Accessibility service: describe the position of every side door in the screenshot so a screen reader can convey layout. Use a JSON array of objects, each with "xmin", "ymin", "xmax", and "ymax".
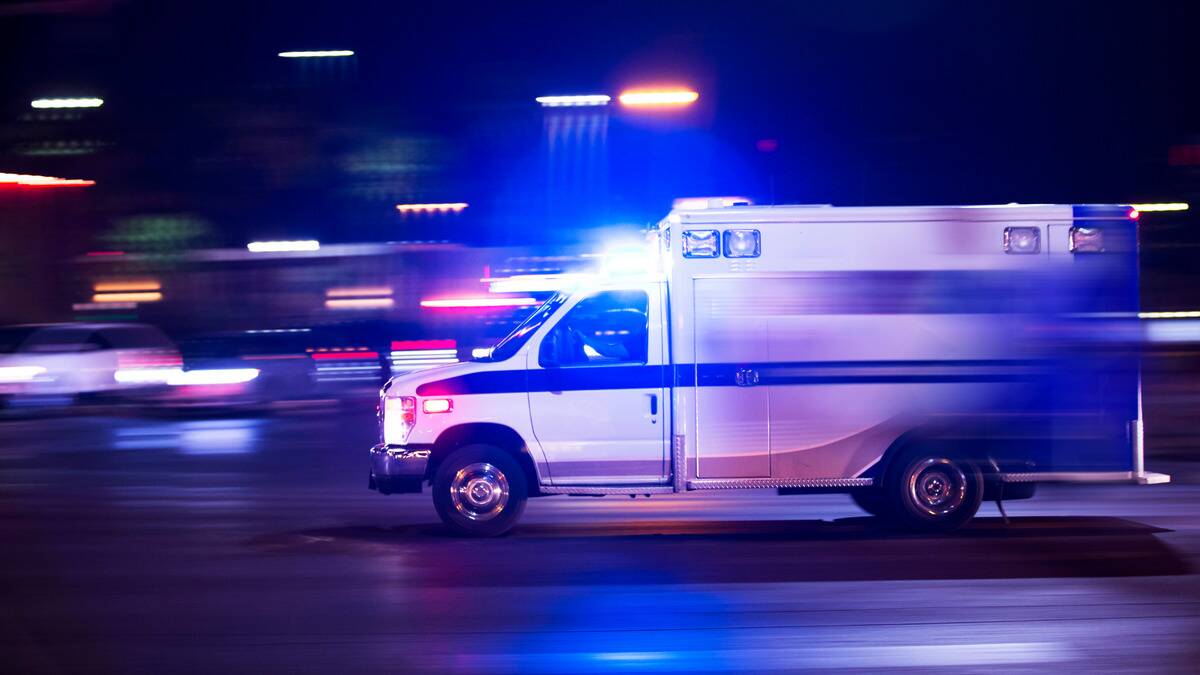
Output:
[{"xmin": 527, "ymin": 286, "xmax": 668, "ymax": 485}]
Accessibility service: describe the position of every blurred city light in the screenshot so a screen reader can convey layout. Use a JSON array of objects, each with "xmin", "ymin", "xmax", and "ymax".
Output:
[
  {"xmin": 0, "ymin": 366, "xmax": 46, "ymax": 384},
  {"xmin": 535, "ymin": 95, "xmax": 611, "ymax": 107},
  {"xmin": 672, "ymin": 196, "xmax": 753, "ymax": 210},
  {"xmin": 0, "ymin": 172, "xmax": 95, "ymax": 187},
  {"xmin": 246, "ymin": 240, "xmax": 320, "ymax": 253},
  {"xmin": 93, "ymin": 279, "xmax": 161, "ymax": 293},
  {"xmin": 324, "ymin": 298, "xmax": 396, "ymax": 310},
  {"xmin": 395, "ymin": 202, "xmax": 468, "ymax": 212},
  {"xmin": 277, "ymin": 50, "xmax": 354, "ymax": 58},
  {"xmin": 1140, "ymin": 310, "xmax": 1200, "ymax": 319},
  {"xmin": 325, "ymin": 286, "xmax": 393, "ymax": 298},
  {"xmin": 30, "ymin": 97, "xmax": 103, "ymax": 109},
  {"xmin": 114, "ymin": 367, "xmax": 259, "ymax": 386},
  {"xmin": 1129, "ymin": 202, "xmax": 1189, "ymax": 212},
  {"xmin": 487, "ymin": 274, "xmax": 589, "ymax": 294},
  {"xmin": 420, "ymin": 296, "xmax": 538, "ymax": 308},
  {"xmin": 618, "ymin": 88, "xmax": 699, "ymax": 107},
  {"xmin": 92, "ymin": 291, "xmax": 163, "ymax": 303}
]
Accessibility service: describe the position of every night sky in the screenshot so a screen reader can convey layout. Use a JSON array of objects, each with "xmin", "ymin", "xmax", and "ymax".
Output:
[{"xmin": 2, "ymin": 1, "xmax": 1197, "ymax": 272}]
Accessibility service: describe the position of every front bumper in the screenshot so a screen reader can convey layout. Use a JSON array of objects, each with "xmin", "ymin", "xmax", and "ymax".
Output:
[{"xmin": 368, "ymin": 444, "xmax": 432, "ymax": 494}]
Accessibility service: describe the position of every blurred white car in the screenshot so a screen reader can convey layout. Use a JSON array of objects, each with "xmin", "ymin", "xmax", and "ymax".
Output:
[{"xmin": 0, "ymin": 323, "xmax": 180, "ymax": 405}]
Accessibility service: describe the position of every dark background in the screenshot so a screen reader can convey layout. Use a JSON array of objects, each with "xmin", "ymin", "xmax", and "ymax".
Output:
[{"xmin": 1, "ymin": 0, "xmax": 1198, "ymax": 314}]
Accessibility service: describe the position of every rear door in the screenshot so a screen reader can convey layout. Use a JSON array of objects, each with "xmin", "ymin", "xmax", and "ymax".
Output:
[{"xmin": 527, "ymin": 285, "xmax": 668, "ymax": 485}]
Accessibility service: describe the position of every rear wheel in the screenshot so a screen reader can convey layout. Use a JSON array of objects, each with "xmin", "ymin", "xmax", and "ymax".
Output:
[
  {"xmin": 884, "ymin": 451, "xmax": 983, "ymax": 532},
  {"xmin": 432, "ymin": 444, "xmax": 527, "ymax": 537}
]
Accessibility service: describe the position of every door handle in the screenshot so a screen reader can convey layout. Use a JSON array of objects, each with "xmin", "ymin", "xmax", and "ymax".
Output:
[
  {"xmin": 649, "ymin": 394, "xmax": 658, "ymax": 415},
  {"xmin": 735, "ymin": 368, "xmax": 760, "ymax": 387}
]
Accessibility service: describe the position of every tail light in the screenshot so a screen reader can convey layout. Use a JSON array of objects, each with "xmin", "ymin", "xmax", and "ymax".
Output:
[{"xmin": 1069, "ymin": 226, "xmax": 1105, "ymax": 253}]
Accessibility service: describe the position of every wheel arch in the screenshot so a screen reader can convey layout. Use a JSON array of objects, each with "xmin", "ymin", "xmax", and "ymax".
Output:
[
  {"xmin": 863, "ymin": 423, "xmax": 1004, "ymax": 485},
  {"xmin": 428, "ymin": 423, "xmax": 543, "ymax": 493}
]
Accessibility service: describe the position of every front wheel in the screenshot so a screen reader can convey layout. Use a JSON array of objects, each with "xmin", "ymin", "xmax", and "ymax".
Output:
[
  {"xmin": 884, "ymin": 451, "xmax": 983, "ymax": 532},
  {"xmin": 432, "ymin": 445, "xmax": 527, "ymax": 537}
]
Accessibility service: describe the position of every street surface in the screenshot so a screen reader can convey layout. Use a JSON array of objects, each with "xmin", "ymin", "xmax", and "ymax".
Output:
[{"xmin": 1, "ymin": 406, "xmax": 1197, "ymax": 673}]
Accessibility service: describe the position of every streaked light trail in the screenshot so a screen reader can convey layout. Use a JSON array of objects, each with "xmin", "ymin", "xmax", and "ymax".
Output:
[
  {"xmin": 618, "ymin": 89, "xmax": 699, "ymax": 107},
  {"xmin": 395, "ymin": 202, "xmax": 468, "ymax": 212},
  {"xmin": 278, "ymin": 50, "xmax": 355, "ymax": 58},
  {"xmin": 246, "ymin": 240, "xmax": 320, "ymax": 253},
  {"xmin": 535, "ymin": 95, "xmax": 611, "ymax": 107},
  {"xmin": 420, "ymin": 297, "xmax": 538, "ymax": 308},
  {"xmin": 31, "ymin": 97, "xmax": 104, "ymax": 109}
]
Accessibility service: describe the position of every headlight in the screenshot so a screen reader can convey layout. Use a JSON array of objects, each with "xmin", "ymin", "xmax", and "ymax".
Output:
[{"xmin": 383, "ymin": 396, "xmax": 416, "ymax": 445}]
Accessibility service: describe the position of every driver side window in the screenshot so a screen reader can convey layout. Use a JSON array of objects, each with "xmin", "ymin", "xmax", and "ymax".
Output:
[{"xmin": 538, "ymin": 290, "xmax": 649, "ymax": 368}]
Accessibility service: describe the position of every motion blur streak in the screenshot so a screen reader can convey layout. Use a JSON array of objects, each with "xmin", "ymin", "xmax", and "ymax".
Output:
[
  {"xmin": 30, "ymin": 97, "xmax": 103, "ymax": 109},
  {"xmin": 245, "ymin": 240, "xmax": 320, "ymax": 252},
  {"xmin": 618, "ymin": 89, "xmax": 700, "ymax": 107},
  {"xmin": 91, "ymin": 291, "xmax": 162, "ymax": 303},
  {"xmin": 535, "ymin": 95, "xmax": 611, "ymax": 107},
  {"xmin": 92, "ymin": 280, "xmax": 161, "ymax": 292},
  {"xmin": 0, "ymin": 172, "xmax": 95, "ymax": 187},
  {"xmin": 420, "ymin": 296, "xmax": 538, "ymax": 308},
  {"xmin": 1130, "ymin": 202, "xmax": 1189, "ymax": 212},
  {"xmin": 324, "ymin": 298, "xmax": 396, "ymax": 310},
  {"xmin": 325, "ymin": 287, "xmax": 394, "ymax": 298},
  {"xmin": 395, "ymin": 202, "xmax": 468, "ymax": 212},
  {"xmin": 277, "ymin": 50, "xmax": 354, "ymax": 58}
]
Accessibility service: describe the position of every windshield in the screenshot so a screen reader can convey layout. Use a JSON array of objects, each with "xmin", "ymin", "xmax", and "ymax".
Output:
[{"xmin": 483, "ymin": 293, "xmax": 569, "ymax": 362}]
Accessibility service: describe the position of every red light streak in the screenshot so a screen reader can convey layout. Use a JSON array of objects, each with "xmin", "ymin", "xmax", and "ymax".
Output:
[{"xmin": 391, "ymin": 339, "xmax": 457, "ymax": 351}]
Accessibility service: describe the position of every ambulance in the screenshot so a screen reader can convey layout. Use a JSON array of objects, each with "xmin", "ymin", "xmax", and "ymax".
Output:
[{"xmin": 369, "ymin": 203, "xmax": 1169, "ymax": 536}]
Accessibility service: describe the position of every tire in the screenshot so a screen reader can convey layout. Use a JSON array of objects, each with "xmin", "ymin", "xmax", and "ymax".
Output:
[
  {"xmin": 883, "ymin": 450, "xmax": 983, "ymax": 532},
  {"xmin": 432, "ymin": 444, "xmax": 528, "ymax": 537},
  {"xmin": 849, "ymin": 489, "xmax": 889, "ymax": 517}
]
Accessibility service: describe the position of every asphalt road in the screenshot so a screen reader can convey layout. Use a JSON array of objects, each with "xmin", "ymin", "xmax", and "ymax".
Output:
[{"xmin": 1, "ymin": 408, "xmax": 1198, "ymax": 673}]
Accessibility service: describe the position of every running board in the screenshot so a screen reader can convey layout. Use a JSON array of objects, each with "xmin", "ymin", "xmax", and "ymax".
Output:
[
  {"xmin": 687, "ymin": 477, "xmax": 875, "ymax": 490},
  {"xmin": 538, "ymin": 485, "xmax": 675, "ymax": 496}
]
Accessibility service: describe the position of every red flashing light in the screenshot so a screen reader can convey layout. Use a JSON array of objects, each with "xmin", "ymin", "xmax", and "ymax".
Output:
[
  {"xmin": 1129, "ymin": 209, "xmax": 1140, "ymax": 220},
  {"xmin": 0, "ymin": 172, "xmax": 95, "ymax": 187},
  {"xmin": 391, "ymin": 339, "xmax": 456, "ymax": 351}
]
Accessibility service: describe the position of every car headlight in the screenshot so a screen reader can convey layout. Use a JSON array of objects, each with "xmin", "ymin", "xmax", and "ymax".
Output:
[{"xmin": 383, "ymin": 395, "xmax": 416, "ymax": 446}]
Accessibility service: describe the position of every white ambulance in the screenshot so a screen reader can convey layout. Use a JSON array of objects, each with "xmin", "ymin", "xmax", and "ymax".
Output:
[{"xmin": 369, "ymin": 203, "xmax": 1169, "ymax": 536}]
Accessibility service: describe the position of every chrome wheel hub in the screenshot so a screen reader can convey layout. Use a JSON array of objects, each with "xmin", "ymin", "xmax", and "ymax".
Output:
[
  {"xmin": 907, "ymin": 458, "xmax": 967, "ymax": 517},
  {"xmin": 450, "ymin": 462, "xmax": 509, "ymax": 521}
]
